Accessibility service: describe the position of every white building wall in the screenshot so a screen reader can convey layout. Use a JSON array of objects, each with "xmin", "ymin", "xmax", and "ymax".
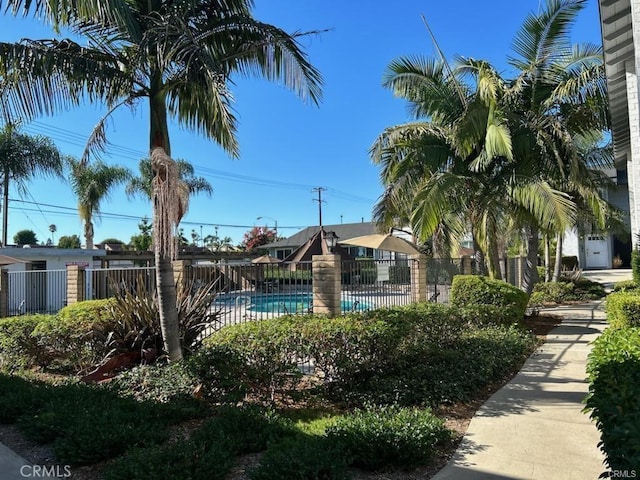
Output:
[{"xmin": 628, "ymin": 0, "xmax": 640, "ymax": 248}]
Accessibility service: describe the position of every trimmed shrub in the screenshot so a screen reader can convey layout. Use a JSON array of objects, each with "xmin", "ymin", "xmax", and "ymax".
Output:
[
  {"xmin": 0, "ymin": 315, "xmax": 51, "ymax": 371},
  {"xmin": 201, "ymin": 316, "xmax": 306, "ymax": 402},
  {"xmin": 192, "ymin": 405, "xmax": 295, "ymax": 455},
  {"xmin": 613, "ymin": 280, "xmax": 638, "ymax": 292},
  {"xmin": 585, "ymin": 327, "xmax": 640, "ymax": 471},
  {"xmin": 249, "ymin": 435, "xmax": 349, "ymax": 480},
  {"xmin": 15, "ymin": 381, "xmax": 183, "ymax": 465},
  {"xmin": 0, "ymin": 374, "xmax": 52, "ymax": 423},
  {"xmin": 325, "ymin": 405, "xmax": 450, "ymax": 471},
  {"xmin": 103, "ymin": 438, "xmax": 234, "ymax": 480},
  {"xmin": 606, "ymin": 291, "xmax": 640, "ymax": 329},
  {"xmin": 32, "ymin": 299, "xmax": 117, "ymax": 372},
  {"xmin": 529, "ymin": 281, "xmax": 574, "ymax": 305},
  {"xmin": 450, "ymin": 275, "xmax": 529, "ymax": 320},
  {"xmin": 633, "ymin": 249, "xmax": 640, "ymax": 286}
]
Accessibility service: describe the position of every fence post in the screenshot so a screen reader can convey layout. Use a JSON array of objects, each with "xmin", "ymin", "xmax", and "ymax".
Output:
[
  {"xmin": 312, "ymin": 254, "xmax": 341, "ymax": 317},
  {"xmin": 410, "ymin": 254, "xmax": 427, "ymax": 303},
  {"xmin": 172, "ymin": 259, "xmax": 192, "ymax": 290},
  {"xmin": 0, "ymin": 269, "xmax": 8, "ymax": 317},
  {"xmin": 461, "ymin": 256, "xmax": 473, "ymax": 275},
  {"xmin": 66, "ymin": 264, "xmax": 86, "ymax": 305}
]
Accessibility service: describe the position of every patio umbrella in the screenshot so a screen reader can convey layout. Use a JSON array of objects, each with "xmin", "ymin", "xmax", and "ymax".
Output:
[
  {"xmin": 339, "ymin": 233, "xmax": 422, "ymax": 255},
  {"xmin": 251, "ymin": 254, "xmax": 282, "ymax": 264}
]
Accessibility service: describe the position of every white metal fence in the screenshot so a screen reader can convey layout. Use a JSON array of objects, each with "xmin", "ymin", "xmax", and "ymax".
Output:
[{"xmin": 6, "ymin": 269, "xmax": 67, "ymax": 315}]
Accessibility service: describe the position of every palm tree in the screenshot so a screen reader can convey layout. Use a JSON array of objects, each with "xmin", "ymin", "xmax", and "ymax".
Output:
[
  {"xmin": 0, "ymin": 0, "xmax": 322, "ymax": 360},
  {"xmin": 371, "ymin": 57, "xmax": 574, "ymax": 280},
  {"xmin": 504, "ymin": 0, "xmax": 609, "ymax": 293},
  {"xmin": 0, "ymin": 122, "xmax": 64, "ymax": 246},
  {"xmin": 48, "ymin": 223, "xmax": 57, "ymax": 245},
  {"xmin": 126, "ymin": 157, "xmax": 213, "ymax": 201},
  {"xmin": 67, "ymin": 158, "xmax": 131, "ymax": 249}
]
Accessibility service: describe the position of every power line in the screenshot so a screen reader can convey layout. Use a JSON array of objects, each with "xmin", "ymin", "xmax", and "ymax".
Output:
[{"xmin": 21, "ymin": 122, "xmax": 376, "ymax": 203}]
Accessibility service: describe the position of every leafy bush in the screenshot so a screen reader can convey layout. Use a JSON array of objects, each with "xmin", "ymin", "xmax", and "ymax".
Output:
[
  {"xmin": 325, "ymin": 405, "xmax": 450, "ymax": 470},
  {"xmin": 633, "ymin": 249, "xmax": 640, "ymax": 286},
  {"xmin": 613, "ymin": 280, "xmax": 638, "ymax": 292},
  {"xmin": 0, "ymin": 374, "xmax": 52, "ymax": 423},
  {"xmin": 192, "ymin": 405, "xmax": 295, "ymax": 455},
  {"xmin": 32, "ymin": 300, "xmax": 116, "ymax": 372},
  {"xmin": 0, "ymin": 315, "xmax": 51, "ymax": 371},
  {"xmin": 103, "ymin": 438, "xmax": 234, "ymax": 480},
  {"xmin": 606, "ymin": 291, "xmax": 640, "ymax": 329},
  {"xmin": 529, "ymin": 281, "xmax": 574, "ymax": 305},
  {"xmin": 585, "ymin": 327, "xmax": 640, "ymax": 471},
  {"xmin": 202, "ymin": 316, "xmax": 305, "ymax": 402},
  {"xmin": 450, "ymin": 275, "xmax": 529, "ymax": 319},
  {"xmin": 249, "ymin": 436, "xmax": 349, "ymax": 480}
]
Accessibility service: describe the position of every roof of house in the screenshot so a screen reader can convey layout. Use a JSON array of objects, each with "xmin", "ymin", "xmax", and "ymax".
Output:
[
  {"xmin": 282, "ymin": 230, "xmax": 354, "ymax": 262},
  {"xmin": 266, "ymin": 222, "xmax": 378, "ymax": 249}
]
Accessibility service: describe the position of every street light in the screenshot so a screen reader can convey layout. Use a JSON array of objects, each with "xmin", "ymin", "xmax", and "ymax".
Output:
[
  {"xmin": 323, "ymin": 230, "xmax": 338, "ymax": 253},
  {"xmin": 256, "ymin": 216, "xmax": 278, "ymax": 238}
]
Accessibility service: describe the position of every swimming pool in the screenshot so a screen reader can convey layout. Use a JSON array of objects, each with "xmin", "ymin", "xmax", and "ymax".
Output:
[{"xmin": 227, "ymin": 293, "xmax": 369, "ymax": 314}]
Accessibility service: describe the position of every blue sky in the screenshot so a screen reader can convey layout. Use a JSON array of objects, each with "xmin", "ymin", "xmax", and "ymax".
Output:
[{"xmin": 0, "ymin": 0, "xmax": 603, "ymax": 246}]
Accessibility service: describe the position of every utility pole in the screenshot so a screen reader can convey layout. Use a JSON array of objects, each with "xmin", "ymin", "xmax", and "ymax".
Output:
[{"xmin": 312, "ymin": 187, "xmax": 326, "ymax": 227}]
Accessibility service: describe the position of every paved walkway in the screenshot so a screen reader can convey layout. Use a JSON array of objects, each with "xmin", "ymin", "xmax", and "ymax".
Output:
[{"xmin": 433, "ymin": 301, "xmax": 610, "ymax": 480}]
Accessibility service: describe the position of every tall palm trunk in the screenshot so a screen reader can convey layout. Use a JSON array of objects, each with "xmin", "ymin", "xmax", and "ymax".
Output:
[
  {"xmin": 84, "ymin": 220, "xmax": 94, "ymax": 250},
  {"xmin": 150, "ymin": 82, "xmax": 183, "ymax": 362},
  {"xmin": 2, "ymin": 169, "xmax": 8, "ymax": 246},
  {"xmin": 544, "ymin": 234, "xmax": 551, "ymax": 282},
  {"xmin": 552, "ymin": 232, "xmax": 563, "ymax": 282},
  {"xmin": 521, "ymin": 224, "xmax": 540, "ymax": 295}
]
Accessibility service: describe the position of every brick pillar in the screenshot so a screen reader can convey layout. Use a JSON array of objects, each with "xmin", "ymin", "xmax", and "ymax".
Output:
[
  {"xmin": 66, "ymin": 264, "xmax": 86, "ymax": 304},
  {"xmin": 172, "ymin": 259, "xmax": 192, "ymax": 290},
  {"xmin": 461, "ymin": 256, "xmax": 473, "ymax": 275},
  {"xmin": 312, "ymin": 254, "xmax": 341, "ymax": 317},
  {"xmin": 410, "ymin": 254, "xmax": 427, "ymax": 303},
  {"xmin": 0, "ymin": 269, "xmax": 8, "ymax": 317}
]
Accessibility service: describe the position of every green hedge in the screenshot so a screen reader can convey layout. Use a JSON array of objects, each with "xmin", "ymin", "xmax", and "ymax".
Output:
[
  {"xmin": 606, "ymin": 291, "xmax": 640, "ymax": 329},
  {"xmin": 0, "ymin": 315, "xmax": 51, "ymax": 371},
  {"xmin": 32, "ymin": 299, "xmax": 117, "ymax": 372},
  {"xmin": 585, "ymin": 327, "xmax": 640, "ymax": 471},
  {"xmin": 613, "ymin": 280, "xmax": 638, "ymax": 292},
  {"xmin": 200, "ymin": 303, "xmax": 536, "ymax": 406},
  {"xmin": 450, "ymin": 275, "xmax": 529, "ymax": 320}
]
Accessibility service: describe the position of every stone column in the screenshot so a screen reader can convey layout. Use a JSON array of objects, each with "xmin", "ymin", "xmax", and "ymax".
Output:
[
  {"xmin": 312, "ymin": 254, "xmax": 341, "ymax": 317},
  {"xmin": 0, "ymin": 269, "xmax": 8, "ymax": 317},
  {"xmin": 461, "ymin": 256, "xmax": 473, "ymax": 275},
  {"xmin": 172, "ymin": 259, "xmax": 192, "ymax": 291},
  {"xmin": 66, "ymin": 264, "xmax": 86, "ymax": 304},
  {"xmin": 410, "ymin": 254, "xmax": 427, "ymax": 303}
]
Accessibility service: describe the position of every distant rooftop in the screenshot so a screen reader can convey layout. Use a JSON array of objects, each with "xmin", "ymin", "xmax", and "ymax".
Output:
[{"xmin": 266, "ymin": 222, "xmax": 378, "ymax": 249}]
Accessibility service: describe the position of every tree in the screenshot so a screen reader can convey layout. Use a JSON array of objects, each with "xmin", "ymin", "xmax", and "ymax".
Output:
[
  {"xmin": 204, "ymin": 234, "xmax": 235, "ymax": 252},
  {"xmin": 243, "ymin": 226, "xmax": 276, "ymax": 251},
  {"xmin": 48, "ymin": 224, "xmax": 57, "ymax": 245},
  {"xmin": 0, "ymin": 0, "xmax": 322, "ymax": 361},
  {"xmin": 126, "ymin": 158, "xmax": 213, "ymax": 201},
  {"xmin": 506, "ymin": 0, "xmax": 609, "ymax": 293},
  {"xmin": 0, "ymin": 122, "xmax": 64, "ymax": 246},
  {"xmin": 67, "ymin": 158, "xmax": 131, "ymax": 249},
  {"xmin": 13, "ymin": 229, "xmax": 37, "ymax": 245},
  {"xmin": 129, "ymin": 217, "xmax": 153, "ymax": 251},
  {"xmin": 58, "ymin": 234, "xmax": 81, "ymax": 248}
]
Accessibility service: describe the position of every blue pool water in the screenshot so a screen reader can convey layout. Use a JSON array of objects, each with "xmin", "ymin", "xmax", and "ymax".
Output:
[{"xmin": 236, "ymin": 293, "xmax": 368, "ymax": 314}]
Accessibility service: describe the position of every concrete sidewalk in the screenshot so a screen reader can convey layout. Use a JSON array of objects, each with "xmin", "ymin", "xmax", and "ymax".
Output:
[{"xmin": 433, "ymin": 301, "xmax": 609, "ymax": 480}]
